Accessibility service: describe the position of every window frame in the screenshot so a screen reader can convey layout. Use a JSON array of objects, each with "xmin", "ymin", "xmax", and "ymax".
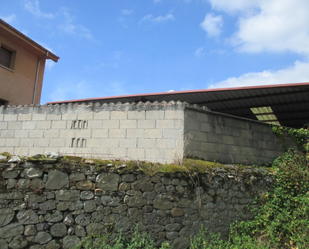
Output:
[{"xmin": 0, "ymin": 44, "xmax": 16, "ymax": 71}]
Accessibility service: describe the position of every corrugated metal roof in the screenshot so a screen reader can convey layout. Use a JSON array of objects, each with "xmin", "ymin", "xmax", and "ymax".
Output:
[{"xmin": 47, "ymin": 82, "xmax": 309, "ymax": 128}]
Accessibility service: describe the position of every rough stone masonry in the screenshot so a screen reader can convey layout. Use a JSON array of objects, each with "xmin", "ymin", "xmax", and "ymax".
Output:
[{"xmin": 0, "ymin": 153, "xmax": 272, "ymax": 249}]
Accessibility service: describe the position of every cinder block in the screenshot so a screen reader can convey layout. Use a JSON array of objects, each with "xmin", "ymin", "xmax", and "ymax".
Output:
[
  {"xmin": 46, "ymin": 114, "xmax": 61, "ymax": 121},
  {"xmin": 18, "ymin": 113, "xmax": 32, "ymax": 121},
  {"xmin": 222, "ymin": 135, "xmax": 235, "ymax": 145},
  {"xmin": 200, "ymin": 123, "xmax": 214, "ymax": 133},
  {"xmin": 0, "ymin": 121, "xmax": 7, "ymax": 129},
  {"xmin": 29, "ymin": 130, "xmax": 44, "ymax": 138},
  {"xmin": 100, "ymin": 139, "xmax": 119, "ymax": 148},
  {"xmin": 20, "ymin": 139, "xmax": 34, "ymax": 147},
  {"xmin": 93, "ymin": 111, "xmax": 110, "ymax": 120},
  {"xmin": 92, "ymin": 129, "xmax": 108, "ymax": 138},
  {"xmin": 0, "ymin": 114, "xmax": 3, "ymax": 121},
  {"xmin": 59, "ymin": 147, "xmax": 76, "ymax": 156},
  {"xmin": 86, "ymin": 139, "xmax": 102, "ymax": 148},
  {"xmin": 102, "ymin": 120, "xmax": 119, "ymax": 129},
  {"xmin": 22, "ymin": 121, "xmax": 36, "ymax": 130},
  {"xmin": 15, "ymin": 130, "xmax": 29, "ymax": 138},
  {"xmin": 146, "ymin": 111, "xmax": 164, "ymax": 120},
  {"xmin": 127, "ymin": 148, "xmax": 145, "ymax": 159},
  {"xmin": 14, "ymin": 147, "xmax": 29, "ymax": 156},
  {"xmin": 36, "ymin": 121, "xmax": 52, "ymax": 130},
  {"xmin": 208, "ymin": 133, "xmax": 222, "ymax": 143},
  {"xmin": 191, "ymin": 131, "xmax": 208, "ymax": 141},
  {"xmin": 59, "ymin": 130, "xmax": 75, "ymax": 137},
  {"xmin": 5, "ymin": 138, "xmax": 19, "ymax": 147},
  {"xmin": 120, "ymin": 120, "xmax": 137, "ymax": 129},
  {"xmin": 28, "ymin": 147, "xmax": 44, "ymax": 155},
  {"xmin": 109, "ymin": 147, "xmax": 127, "ymax": 159},
  {"xmin": 1, "ymin": 130, "xmax": 15, "ymax": 138},
  {"xmin": 156, "ymin": 120, "xmax": 175, "ymax": 129},
  {"xmin": 87, "ymin": 120, "xmax": 103, "ymax": 129},
  {"xmin": 109, "ymin": 129, "xmax": 126, "ymax": 138},
  {"xmin": 137, "ymin": 120, "xmax": 155, "ymax": 129},
  {"xmin": 4, "ymin": 115, "xmax": 17, "ymax": 121},
  {"xmin": 120, "ymin": 139, "xmax": 137, "ymax": 148},
  {"xmin": 78, "ymin": 112, "xmax": 94, "ymax": 120},
  {"xmin": 201, "ymin": 142, "xmax": 217, "ymax": 153},
  {"xmin": 145, "ymin": 148, "xmax": 163, "ymax": 160},
  {"xmin": 91, "ymin": 147, "xmax": 112, "ymax": 158},
  {"xmin": 34, "ymin": 138, "xmax": 49, "ymax": 147},
  {"xmin": 61, "ymin": 113, "xmax": 78, "ymax": 120},
  {"xmin": 52, "ymin": 121, "xmax": 67, "ymax": 129},
  {"xmin": 156, "ymin": 139, "xmax": 175, "ymax": 149},
  {"xmin": 49, "ymin": 138, "xmax": 66, "ymax": 147},
  {"xmin": 196, "ymin": 113, "xmax": 209, "ymax": 123},
  {"xmin": 32, "ymin": 114, "xmax": 46, "ymax": 121},
  {"xmin": 165, "ymin": 110, "xmax": 184, "ymax": 119},
  {"xmin": 184, "ymin": 119, "xmax": 199, "ymax": 131},
  {"xmin": 128, "ymin": 111, "xmax": 145, "ymax": 120},
  {"xmin": 163, "ymin": 129, "xmax": 183, "ymax": 139},
  {"xmin": 138, "ymin": 138, "xmax": 156, "ymax": 148},
  {"xmin": 164, "ymin": 149, "xmax": 182, "ymax": 164},
  {"xmin": 174, "ymin": 120, "xmax": 183, "ymax": 130},
  {"xmin": 111, "ymin": 111, "xmax": 127, "ymax": 119},
  {"xmin": 0, "ymin": 147, "xmax": 14, "ymax": 154},
  {"xmin": 8, "ymin": 121, "xmax": 22, "ymax": 130},
  {"xmin": 75, "ymin": 129, "xmax": 92, "ymax": 138},
  {"xmin": 0, "ymin": 138, "xmax": 4, "ymax": 147},
  {"xmin": 144, "ymin": 129, "xmax": 162, "ymax": 139},
  {"xmin": 44, "ymin": 130, "xmax": 60, "ymax": 138},
  {"xmin": 126, "ymin": 129, "xmax": 144, "ymax": 138}
]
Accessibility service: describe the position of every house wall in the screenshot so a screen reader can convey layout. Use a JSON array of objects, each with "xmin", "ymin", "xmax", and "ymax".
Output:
[
  {"xmin": 184, "ymin": 107, "xmax": 291, "ymax": 165},
  {"xmin": 0, "ymin": 102, "xmax": 185, "ymax": 164},
  {"xmin": 0, "ymin": 34, "xmax": 46, "ymax": 105}
]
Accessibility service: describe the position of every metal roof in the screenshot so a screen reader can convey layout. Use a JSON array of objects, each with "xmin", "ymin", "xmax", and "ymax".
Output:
[{"xmin": 47, "ymin": 82, "xmax": 309, "ymax": 128}]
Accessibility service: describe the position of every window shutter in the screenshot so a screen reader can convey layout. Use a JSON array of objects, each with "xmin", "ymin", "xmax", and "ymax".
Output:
[{"xmin": 0, "ymin": 46, "xmax": 12, "ymax": 68}]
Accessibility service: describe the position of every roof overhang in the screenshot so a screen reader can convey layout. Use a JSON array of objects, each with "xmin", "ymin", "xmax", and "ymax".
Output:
[{"xmin": 0, "ymin": 19, "xmax": 59, "ymax": 62}]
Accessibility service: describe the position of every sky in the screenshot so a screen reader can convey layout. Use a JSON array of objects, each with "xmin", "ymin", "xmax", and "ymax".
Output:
[{"xmin": 1, "ymin": 0, "xmax": 309, "ymax": 104}]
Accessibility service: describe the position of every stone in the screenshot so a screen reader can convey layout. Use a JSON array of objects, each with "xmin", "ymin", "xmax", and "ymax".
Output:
[
  {"xmin": 101, "ymin": 196, "xmax": 121, "ymax": 206},
  {"xmin": 154, "ymin": 183, "xmax": 165, "ymax": 193},
  {"xmin": 0, "ymin": 223, "xmax": 24, "ymax": 238},
  {"xmin": 34, "ymin": 231, "xmax": 52, "ymax": 244},
  {"xmin": 69, "ymin": 201, "xmax": 83, "ymax": 211},
  {"xmin": 84, "ymin": 200, "xmax": 96, "ymax": 212},
  {"xmin": 128, "ymin": 208, "xmax": 142, "ymax": 222},
  {"xmin": 50, "ymin": 223, "xmax": 67, "ymax": 237},
  {"xmin": 39, "ymin": 200, "xmax": 56, "ymax": 211},
  {"xmin": 118, "ymin": 182, "xmax": 130, "ymax": 191},
  {"xmin": 75, "ymin": 225, "xmax": 86, "ymax": 237},
  {"xmin": 171, "ymin": 208, "xmax": 184, "ymax": 217},
  {"xmin": 176, "ymin": 185, "xmax": 185, "ymax": 194},
  {"xmin": 69, "ymin": 173, "xmax": 85, "ymax": 181},
  {"xmin": 8, "ymin": 156, "xmax": 21, "ymax": 163},
  {"xmin": 8, "ymin": 235, "xmax": 28, "ymax": 249},
  {"xmin": 2, "ymin": 170, "xmax": 19, "ymax": 179},
  {"xmin": 143, "ymin": 213, "xmax": 157, "ymax": 225},
  {"xmin": 46, "ymin": 170, "xmax": 69, "ymax": 189},
  {"xmin": 44, "ymin": 211, "xmax": 63, "ymax": 223},
  {"xmin": 64, "ymin": 213, "xmax": 74, "ymax": 226},
  {"xmin": 30, "ymin": 179, "xmax": 45, "ymax": 190},
  {"xmin": 179, "ymin": 226, "xmax": 196, "ymax": 237},
  {"xmin": 91, "ymin": 211, "xmax": 104, "ymax": 223},
  {"xmin": 63, "ymin": 235, "xmax": 80, "ymax": 249},
  {"xmin": 112, "ymin": 204, "xmax": 127, "ymax": 213},
  {"xmin": 0, "ymin": 192, "xmax": 23, "ymax": 200},
  {"xmin": 141, "ymin": 182, "xmax": 153, "ymax": 191},
  {"xmin": 76, "ymin": 180, "xmax": 93, "ymax": 190},
  {"xmin": 36, "ymin": 223, "xmax": 49, "ymax": 231},
  {"xmin": 165, "ymin": 223, "xmax": 181, "ymax": 231},
  {"xmin": 16, "ymin": 179, "xmax": 31, "ymax": 189},
  {"xmin": 153, "ymin": 199, "xmax": 173, "ymax": 210},
  {"xmin": 96, "ymin": 173, "xmax": 119, "ymax": 191},
  {"xmin": 86, "ymin": 223, "xmax": 106, "ymax": 236},
  {"xmin": 21, "ymin": 168, "xmax": 43, "ymax": 179},
  {"xmin": 27, "ymin": 194, "xmax": 46, "ymax": 203},
  {"xmin": 0, "ymin": 155, "xmax": 7, "ymax": 160},
  {"xmin": 75, "ymin": 213, "xmax": 91, "ymax": 226},
  {"xmin": 0, "ymin": 239, "xmax": 8, "ymax": 249},
  {"xmin": 44, "ymin": 151, "xmax": 60, "ymax": 159},
  {"xmin": 121, "ymin": 174, "xmax": 136, "ymax": 182},
  {"xmin": 172, "ymin": 237, "xmax": 190, "ymax": 249},
  {"xmin": 17, "ymin": 210, "xmax": 39, "ymax": 224},
  {"xmin": 45, "ymin": 240, "xmax": 61, "ymax": 249},
  {"xmin": 124, "ymin": 196, "xmax": 146, "ymax": 207},
  {"xmin": 7, "ymin": 178, "xmax": 17, "ymax": 188},
  {"xmin": 115, "ymin": 217, "xmax": 131, "ymax": 232},
  {"xmin": 0, "ymin": 208, "xmax": 15, "ymax": 227},
  {"xmin": 162, "ymin": 177, "xmax": 172, "ymax": 185},
  {"xmin": 55, "ymin": 190, "xmax": 80, "ymax": 201},
  {"xmin": 172, "ymin": 179, "xmax": 180, "ymax": 185},
  {"xmin": 80, "ymin": 191, "xmax": 94, "ymax": 200},
  {"xmin": 24, "ymin": 225, "xmax": 37, "ymax": 236},
  {"xmin": 166, "ymin": 231, "xmax": 179, "ymax": 240},
  {"xmin": 57, "ymin": 202, "xmax": 69, "ymax": 211}
]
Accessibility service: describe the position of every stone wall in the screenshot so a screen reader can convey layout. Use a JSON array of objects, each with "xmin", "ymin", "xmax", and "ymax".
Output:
[
  {"xmin": 184, "ymin": 107, "xmax": 292, "ymax": 165},
  {"xmin": 0, "ymin": 156, "xmax": 272, "ymax": 249}
]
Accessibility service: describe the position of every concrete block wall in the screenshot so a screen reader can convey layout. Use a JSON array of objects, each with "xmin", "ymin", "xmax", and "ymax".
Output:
[
  {"xmin": 0, "ymin": 102, "xmax": 185, "ymax": 163},
  {"xmin": 184, "ymin": 108, "xmax": 290, "ymax": 165}
]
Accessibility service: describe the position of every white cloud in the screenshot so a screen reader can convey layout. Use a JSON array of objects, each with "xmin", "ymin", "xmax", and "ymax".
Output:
[
  {"xmin": 0, "ymin": 14, "xmax": 17, "ymax": 24},
  {"xmin": 200, "ymin": 13, "xmax": 223, "ymax": 37},
  {"xmin": 58, "ymin": 10, "xmax": 96, "ymax": 41},
  {"xmin": 23, "ymin": 0, "xmax": 54, "ymax": 18},
  {"xmin": 208, "ymin": 60, "xmax": 309, "ymax": 89},
  {"xmin": 154, "ymin": 0, "xmax": 162, "ymax": 4},
  {"xmin": 207, "ymin": 0, "xmax": 309, "ymax": 55},
  {"xmin": 195, "ymin": 47, "xmax": 205, "ymax": 57},
  {"xmin": 139, "ymin": 13, "xmax": 175, "ymax": 25},
  {"xmin": 122, "ymin": 9, "xmax": 134, "ymax": 15}
]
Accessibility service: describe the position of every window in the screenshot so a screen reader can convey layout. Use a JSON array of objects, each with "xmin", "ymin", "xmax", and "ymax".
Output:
[
  {"xmin": 0, "ymin": 45, "xmax": 15, "ymax": 70},
  {"xmin": 0, "ymin": 99, "xmax": 8, "ymax": 106},
  {"xmin": 250, "ymin": 106, "xmax": 280, "ymax": 126}
]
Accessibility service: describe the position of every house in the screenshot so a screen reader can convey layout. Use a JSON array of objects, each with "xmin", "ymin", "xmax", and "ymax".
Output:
[{"xmin": 0, "ymin": 19, "xmax": 59, "ymax": 106}]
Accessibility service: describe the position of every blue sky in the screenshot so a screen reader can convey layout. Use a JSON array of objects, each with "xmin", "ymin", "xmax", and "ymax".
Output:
[{"xmin": 1, "ymin": 0, "xmax": 309, "ymax": 104}]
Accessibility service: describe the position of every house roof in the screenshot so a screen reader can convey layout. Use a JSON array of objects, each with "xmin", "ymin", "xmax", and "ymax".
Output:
[
  {"xmin": 0, "ymin": 19, "xmax": 59, "ymax": 62},
  {"xmin": 47, "ymin": 82, "xmax": 309, "ymax": 129}
]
